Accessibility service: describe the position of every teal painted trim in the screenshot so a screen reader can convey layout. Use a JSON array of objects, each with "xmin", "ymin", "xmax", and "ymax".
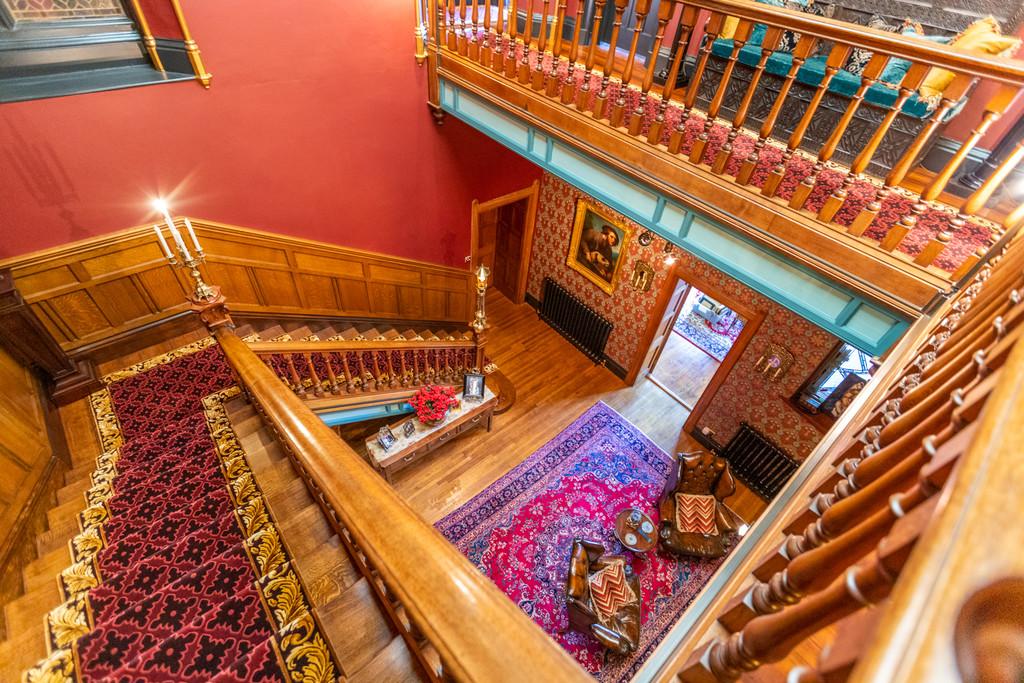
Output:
[
  {"xmin": 439, "ymin": 79, "xmax": 911, "ymax": 355},
  {"xmin": 318, "ymin": 402, "xmax": 413, "ymax": 427}
]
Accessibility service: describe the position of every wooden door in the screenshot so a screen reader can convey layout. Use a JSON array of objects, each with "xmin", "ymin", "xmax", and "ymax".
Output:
[
  {"xmin": 492, "ymin": 198, "xmax": 528, "ymax": 301},
  {"xmin": 476, "ymin": 208, "xmax": 498, "ymax": 277},
  {"xmin": 641, "ymin": 280, "xmax": 689, "ymax": 376}
]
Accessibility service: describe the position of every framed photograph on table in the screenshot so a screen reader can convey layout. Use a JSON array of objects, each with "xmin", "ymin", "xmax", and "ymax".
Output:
[
  {"xmin": 463, "ymin": 372, "xmax": 485, "ymax": 402},
  {"xmin": 567, "ymin": 199, "xmax": 632, "ymax": 295},
  {"xmin": 377, "ymin": 425, "xmax": 396, "ymax": 451}
]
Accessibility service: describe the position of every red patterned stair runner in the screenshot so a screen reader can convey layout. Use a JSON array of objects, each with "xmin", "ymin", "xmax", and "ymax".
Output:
[{"xmin": 23, "ymin": 340, "xmax": 335, "ymax": 682}]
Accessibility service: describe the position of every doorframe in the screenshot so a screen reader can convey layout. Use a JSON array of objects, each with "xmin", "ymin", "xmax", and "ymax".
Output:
[
  {"xmin": 469, "ymin": 180, "xmax": 540, "ymax": 304},
  {"xmin": 628, "ymin": 263, "xmax": 766, "ymax": 434}
]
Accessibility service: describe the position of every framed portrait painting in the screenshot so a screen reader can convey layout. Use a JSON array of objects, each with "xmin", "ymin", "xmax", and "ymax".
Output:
[{"xmin": 566, "ymin": 199, "xmax": 631, "ymax": 294}]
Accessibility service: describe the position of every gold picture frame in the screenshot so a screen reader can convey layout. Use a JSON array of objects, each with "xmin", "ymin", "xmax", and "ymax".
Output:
[{"xmin": 566, "ymin": 199, "xmax": 632, "ymax": 295}]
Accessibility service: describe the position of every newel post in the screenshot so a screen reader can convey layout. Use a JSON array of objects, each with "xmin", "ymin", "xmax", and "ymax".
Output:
[{"xmin": 0, "ymin": 268, "xmax": 102, "ymax": 404}]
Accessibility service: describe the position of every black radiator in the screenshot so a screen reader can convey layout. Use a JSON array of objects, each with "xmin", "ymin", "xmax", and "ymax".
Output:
[
  {"xmin": 538, "ymin": 277, "xmax": 613, "ymax": 363},
  {"xmin": 720, "ymin": 422, "xmax": 799, "ymax": 500}
]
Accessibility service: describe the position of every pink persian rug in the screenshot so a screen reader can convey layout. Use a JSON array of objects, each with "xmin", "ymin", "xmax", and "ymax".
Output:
[{"xmin": 436, "ymin": 403, "xmax": 730, "ymax": 681}]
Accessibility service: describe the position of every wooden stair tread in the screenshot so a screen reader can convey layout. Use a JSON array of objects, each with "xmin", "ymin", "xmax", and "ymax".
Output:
[
  {"xmin": 265, "ymin": 474, "xmax": 315, "ymax": 520},
  {"xmin": 35, "ymin": 517, "xmax": 78, "ymax": 556},
  {"xmin": 0, "ymin": 622, "xmax": 46, "ymax": 682},
  {"xmin": 5, "ymin": 580, "xmax": 60, "ymax": 636},
  {"xmin": 64, "ymin": 461, "xmax": 96, "ymax": 486},
  {"xmin": 56, "ymin": 474, "xmax": 91, "ymax": 506},
  {"xmin": 316, "ymin": 577, "xmax": 396, "ymax": 677},
  {"xmin": 278, "ymin": 504, "xmax": 334, "ymax": 559},
  {"xmin": 293, "ymin": 534, "xmax": 360, "ymax": 608},
  {"xmin": 22, "ymin": 545, "xmax": 71, "ymax": 594},
  {"xmin": 347, "ymin": 634, "xmax": 421, "ymax": 683},
  {"xmin": 46, "ymin": 497, "xmax": 85, "ymax": 531}
]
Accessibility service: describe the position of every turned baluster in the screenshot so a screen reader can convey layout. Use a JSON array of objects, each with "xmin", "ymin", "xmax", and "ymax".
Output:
[
  {"xmin": 445, "ymin": 0, "xmax": 459, "ymax": 51},
  {"xmin": 720, "ymin": 425, "xmax": 970, "ymax": 632},
  {"xmin": 848, "ymin": 75, "xmax": 974, "ymax": 237},
  {"xmin": 788, "ymin": 53, "xmax": 889, "ymax": 211},
  {"xmin": 915, "ymin": 140, "xmax": 1024, "ymax": 268},
  {"xmin": 574, "ymin": 0, "xmax": 608, "ymax": 110},
  {"xmin": 559, "ymin": 0, "xmax": 587, "ymax": 104},
  {"xmin": 517, "ymin": 0, "xmax": 536, "ymax": 83},
  {"xmin": 479, "ymin": 0, "xmax": 493, "ymax": 64},
  {"xmin": 304, "ymin": 353, "xmax": 324, "ymax": 397},
  {"xmin": 380, "ymin": 349, "xmax": 394, "ymax": 388},
  {"xmin": 458, "ymin": 0, "xmax": 471, "ymax": 54},
  {"xmin": 355, "ymin": 351, "xmax": 373, "ymax": 391},
  {"xmin": 544, "ymin": 1, "xmax": 568, "ymax": 97},
  {"xmin": 736, "ymin": 34, "xmax": 817, "ymax": 184},
  {"xmin": 503, "ymin": 0, "xmax": 520, "ymax": 77},
  {"xmin": 530, "ymin": 0, "xmax": 552, "ymax": 90},
  {"xmin": 399, "ymin": 350, "xmax": 410, "ymax": 387},
  {"xmin": 339, "ymin": 353, "xmax": 355, "ymax": 392},
  {"xmin": 689, "ymin": 20, "xmax": 754, "ymax": 165},
  {"xmin": 608, "ymin": 0, "xmax": 651, "ymax": 127},
  {"xmin": 760, "ymin": 43, "xmax": 850, "ymax": 196},
  {"xmin": 369, "ymin": 350, "xmax": 384, "ymax": 388},
  {"xmin": 323, "ymin": 354, "xmax": 340, "ymax": 394},
  {"xmin": 592, "ymin": 0, "xmax": 629, "ymax": 118},
  {"xmin": 627, "ymin": 0, "xmax": 674, "ymax": 136},
  {"xmin": 711, "ymin": 26, "xmax": 784, "ymax": 174},
  {"xmin": 681, "ymin": 502, "xmax": 929, "ymax": 683},
  {"xmin": 818, "ymin": 63, "xmax": 931, "ymax": 223},
  {"xmin": 647, "ymin": 4, "xmax": 697, "ymax": 145},
  {"xmin": 491, "ymin": 0, "xmax": 507, "ymax": 71},
  {"xmin": 285, "ymin": 355, "xmax": 306, "ymax": 396},
  {"xmin": 666, "ymin": 12, "xmax": 726, "ymax": 155},
  {"xmin": 467, "ymin": 0, "xmax": 481, "ymax": 59},
  {"xmin": 880, "ymin": 84, "xmax": 1018, "ymax": 253}
]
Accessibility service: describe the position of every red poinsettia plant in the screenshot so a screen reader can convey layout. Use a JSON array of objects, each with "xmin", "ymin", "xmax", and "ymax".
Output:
[{"xmin": 408, "ymin": 384, "xmax": 458, "ymax": 424}]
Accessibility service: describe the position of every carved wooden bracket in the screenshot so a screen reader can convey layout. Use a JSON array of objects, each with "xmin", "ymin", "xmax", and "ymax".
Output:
[
  {"xmin": 0, "ymin": 268, "xmax": 102, "ymax": 404},
  {"xmin": 188, "ymin": 285, "xmax": 234, "ymax": 332}
]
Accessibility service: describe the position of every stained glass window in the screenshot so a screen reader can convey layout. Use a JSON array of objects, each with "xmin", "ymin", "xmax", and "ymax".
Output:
[{"xmin": 3, "ymin": 0, "xmax": 125, "ymax": 22}]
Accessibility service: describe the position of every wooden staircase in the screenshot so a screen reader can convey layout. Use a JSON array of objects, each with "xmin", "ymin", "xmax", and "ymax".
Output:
[{"xmin": 0, "ymin": 388, "xmax": 429, "ymax": 682}]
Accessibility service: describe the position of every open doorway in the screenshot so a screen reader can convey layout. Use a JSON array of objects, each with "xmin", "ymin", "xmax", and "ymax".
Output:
[
  {"xmin": 643, "ymin": 281, "xmax": 748, "ymax": 409},
  {"xmin": 471, "ymin": 181, "xmax": 540, "ymax": 303}
]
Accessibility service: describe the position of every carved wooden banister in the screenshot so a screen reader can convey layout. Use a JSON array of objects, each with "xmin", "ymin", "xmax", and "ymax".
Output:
[
  {"xmin": 214, "ymin": 327, "xmax": 588, "ymax": 682},
  {"xmin": 248, "ymin": 338, "xmax": 475, "ymax": 353},
  {"xmin": 425, "ymin": 0, "xmax": 1024, "ymax": 284}
]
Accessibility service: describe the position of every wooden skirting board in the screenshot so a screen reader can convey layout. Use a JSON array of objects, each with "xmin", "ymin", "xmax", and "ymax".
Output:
[{"xmin": 0, "ymin": 220, "xmax": 477, "ymax": 353}]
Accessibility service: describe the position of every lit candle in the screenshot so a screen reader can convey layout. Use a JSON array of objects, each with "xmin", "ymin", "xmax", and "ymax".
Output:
[
  {"xmin": 183, "ymin": 218, "xmax": 202, "ymax": 254},
  {"xmin": 153, "ymin": 225, "xmax": 173, "ymax": 260}
]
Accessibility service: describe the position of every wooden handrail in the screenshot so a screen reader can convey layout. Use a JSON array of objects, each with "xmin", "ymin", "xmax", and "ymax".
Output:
[
  {"xmin": 685, "ymin": 0, "xmax": 1024, "ymax": 84},
  {"xmin": 248, "ymin": 338, "xmax": 476, "ymax": 353},
  {"xmin": 214, "ymin": 327, "xmax": 589, "ymax": 682},
  {"xmin": 848, "ymin": 304, "xmax": 1024, "ymax": 681}
]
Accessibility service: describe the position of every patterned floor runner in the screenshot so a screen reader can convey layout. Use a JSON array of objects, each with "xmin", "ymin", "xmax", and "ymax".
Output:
[
  {"xmin": 436, "ymin": 402, "xmax": 731, "ymax": 682},
  {"xmin": 25, "ymin": 340, "xmax": 335, "ymax": 682}
]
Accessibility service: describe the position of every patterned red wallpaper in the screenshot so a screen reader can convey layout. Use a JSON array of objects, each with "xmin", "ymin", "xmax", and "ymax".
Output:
[{"xmin": 526, "ymin": 173, "xmax": 838, "ymax": 458}]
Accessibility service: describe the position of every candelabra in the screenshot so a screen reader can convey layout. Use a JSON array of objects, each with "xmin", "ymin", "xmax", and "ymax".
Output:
[
  {"xmin": 151, "ymin": 199, "xmax": 232, "ymax": 330},
  {"xmin": 471, "ymin": 263, "xmax": 490, "ymax": 332}
]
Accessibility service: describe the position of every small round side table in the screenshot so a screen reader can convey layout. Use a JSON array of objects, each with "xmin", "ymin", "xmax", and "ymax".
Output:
[{"xmin": 614, "ymin": 508, "xmax": 657, "ymax": 553}]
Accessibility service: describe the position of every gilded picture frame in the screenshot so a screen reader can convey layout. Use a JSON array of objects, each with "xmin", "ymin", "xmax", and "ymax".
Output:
[{"xmin": 566, "ymin": 199, "xmax": 632, "ymax": 295}]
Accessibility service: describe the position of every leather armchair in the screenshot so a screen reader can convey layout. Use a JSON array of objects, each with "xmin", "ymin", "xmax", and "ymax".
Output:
[
  {"xmin": 565, "ymin": 539, "xmax": 641, "ymax": 655},
  {"xmin": 657, "ymin": 451, "xmax": 739, "ymax": 559}
]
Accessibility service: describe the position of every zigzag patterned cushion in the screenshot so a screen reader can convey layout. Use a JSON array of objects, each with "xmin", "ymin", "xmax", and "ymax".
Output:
[
  {"xmin": 675, "ymin": 493, "xmax": 718, "ymax": 536},
  {"xmin": 588, "ymin": 560, "xmax": 636, "ymax": 624}
]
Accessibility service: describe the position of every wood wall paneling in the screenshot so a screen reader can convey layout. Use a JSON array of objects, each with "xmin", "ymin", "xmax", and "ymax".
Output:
[{"xmin": 0, "ymin": 220, "xmax": 478, "ymax": 353}]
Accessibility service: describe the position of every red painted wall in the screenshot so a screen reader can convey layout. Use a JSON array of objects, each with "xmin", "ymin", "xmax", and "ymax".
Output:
[{"xmin": 0, "ymin": 1, "xmax": 541, "ymax": 266}]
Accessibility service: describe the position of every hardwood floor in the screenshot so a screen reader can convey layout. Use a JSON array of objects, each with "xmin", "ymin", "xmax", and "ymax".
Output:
[
  {"xmin": 370, "ymin": 290, "xmax": 767, "ymax": 526},
  {"xmin": 649, "ymin": 331, "xmax": 721, "ymax": 409},
  {"xmin": 85, "ymin": 291, "xmax": 767, "ymax": 525}
]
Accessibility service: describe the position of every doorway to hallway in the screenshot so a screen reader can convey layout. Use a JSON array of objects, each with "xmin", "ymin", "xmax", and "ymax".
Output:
[{"xmin": 642, "ymin": 280, "xmax": 749, "ymax": 410}]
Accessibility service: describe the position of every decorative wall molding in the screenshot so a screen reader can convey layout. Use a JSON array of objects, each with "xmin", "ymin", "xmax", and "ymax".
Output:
[
  {"xmin": 440, "ymin": 80, "xmax": 910, "ymax": 356},
  {"xmin": 0, "ymin": 220, "xmax": 476, "ymax": 353}
]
